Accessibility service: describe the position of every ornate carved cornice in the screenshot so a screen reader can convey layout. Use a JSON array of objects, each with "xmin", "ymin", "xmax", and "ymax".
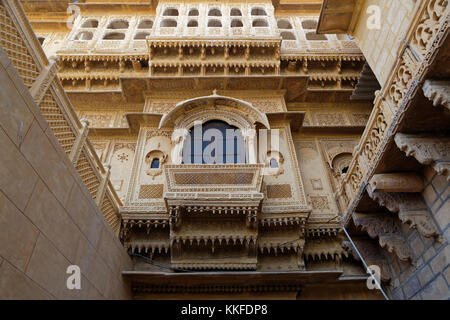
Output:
[{"xmin": 395, "ymin": 133, "xmax": 450, "ymax": 181}]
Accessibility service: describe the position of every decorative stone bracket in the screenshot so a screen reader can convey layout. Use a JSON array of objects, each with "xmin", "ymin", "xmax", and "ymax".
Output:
[
  {"xmin": 423, "ymin": 80, "xmax": 450, "ymax": 110},
  {"xmin": 342, "ymin": 239, "xmax": 391, "ymax": 282},
  {"xmin": 29, "ymin": 56, "xmax": 60, "ymax": 106},
  {"xmin": 395, "ymin": 133, "xmax": 450, "ymax": 182},
  {"xmin": 366, "ymin": 183, "xmax": 440, "ymax": 240},
  {"xmin": 352, "ymin": 213, "xmax": 412, "ymax": 262}
]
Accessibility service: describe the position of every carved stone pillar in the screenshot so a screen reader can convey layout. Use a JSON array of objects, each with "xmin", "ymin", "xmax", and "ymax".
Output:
[
  {"xmin": 242, "ymin": 128, "xmax": 257, "ymax": 164},
  {"xmin": 352, "ymin": 213, "xmax": 412, "ymax": 262},
  {"xmin": 394, "ymin": 133, "xmax": 450, "ymax": 181},
  {"xmin": 30, "ymin": 56, "xmax": 60, "ymax": 105},
  {"xmin": 69, "ymin": 118, "xmax": 90, "ymax": 165},
  {"xmin": 423, "ymin": 80, "xmax": 449, "ymax": 110},
  {"xmin": 170, "ymin": 128, "xmax": 189, "ymax": 165},
  {"xmin": 95, "ymin": 163, "xmax": 111, "ymax": 206}
]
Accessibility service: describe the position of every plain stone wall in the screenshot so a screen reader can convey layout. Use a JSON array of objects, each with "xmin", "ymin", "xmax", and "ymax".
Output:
[
  {"xmin": 0, "ymin": 46, "xmax": 132, "ymax": 299},
  {"xmin": 386, "ymin": 166, "xmax": 449, "ymax": 300}
]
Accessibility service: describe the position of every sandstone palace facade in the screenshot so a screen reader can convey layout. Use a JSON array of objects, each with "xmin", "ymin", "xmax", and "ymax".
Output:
[{"xmin": 0, "ymin": 0, "xmax": 448, "ymax": 300}]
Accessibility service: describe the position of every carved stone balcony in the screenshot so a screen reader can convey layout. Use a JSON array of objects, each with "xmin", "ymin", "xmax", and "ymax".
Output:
[{"xmin": 163, "ymin": 164, "xmax": 265, "ymax": 207}]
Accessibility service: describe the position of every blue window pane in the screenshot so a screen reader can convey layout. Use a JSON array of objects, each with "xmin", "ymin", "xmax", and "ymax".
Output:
[
  {"xmin": 151, "ymin": 158, "xmax": 160, "ymax": 169},
  {"xmin": 183, "ymin": 120, "xmax": 246, "ymax": 164}
]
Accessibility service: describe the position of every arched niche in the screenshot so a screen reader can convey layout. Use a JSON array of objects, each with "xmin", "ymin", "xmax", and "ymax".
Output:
[
  {"xmin": 331, "ymin": 153, "xmax": 352, "ymax": 179},
  {"xmin": 159, "ymin": 93, "xmax": 270, "ymax": 165}
]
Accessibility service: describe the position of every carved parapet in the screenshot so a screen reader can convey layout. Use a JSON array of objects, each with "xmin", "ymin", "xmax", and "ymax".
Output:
[
  {"xmin": 366, "ymin": 187, "xmax": 440, "ymax": 239},
  {"xmin": 341, "ymin": 239, "xmax": 391, "ymax": 282},
  {"xmin": 352, "ymin": 213, "xmax": 412, "ymax": 262},
  {"xmin": 368, "ymin": 173, "xmax": 424, "ymax": 193},
  {"xmin": 423, "ymin": 80, "xmax": 450, "ymax": 110},
  {"xmin": 394, "ymin": 133, "xmax": 450, "ymax": 181}
]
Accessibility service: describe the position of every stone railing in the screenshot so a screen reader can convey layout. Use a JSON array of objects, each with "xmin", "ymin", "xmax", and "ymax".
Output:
[
  {"xmin": 336, "ymin": 0, "xmax": 449, "ymax": 224},
  {"xmin": 0, "ymin": 0, "xmax": 122, "ymax": 234}
]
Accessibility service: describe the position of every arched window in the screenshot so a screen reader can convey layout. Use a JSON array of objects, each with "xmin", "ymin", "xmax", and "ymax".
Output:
[
  {"xmin": 231, "ymin": 19, "xmax": 243, "ymax": 28},
  {"xmin": 182, "ymin": 120, "xmax": 246, "ymax": 164},
  {"xmin": 107, "ymin": 19, "xmax": 129, "ymax": 29},
  {"xmin": 74, "ymin": 31, "xmax": 93, "ymax": 41},
  {"xmin": 187, "ymin": 20, "xmax": 198, "ymax": 27},
  {"xmin": 230, "ymin": 8, "xmax": 242, "ymax": 16},
  {"xmin": 302, "ymin": 19, "xmax": 318, "ymax": 29},
  {"xmin": 208, "ymin": 19, "xmax": 222, "ymax": 28},
  {"xmin": 160, "ymin": 19, "xmax": 177, "ymax": 27},
  {"xmin": 150, "ymin": 158, "xmax": 160, "ymax": 169},
  {"xmin": 163, "ymin": 8, "xmax": 179, "ymax": 16},
  {"xmin": 134, "ymin": 32, "xmax": 150, "ymax": 40},
  {"xmin": 208, "ymin": 19, "xmax": 222, "ymax": 27},
  {"xmin": 251, "ymin": 7, "xmax": 267, "ymax": 16},
  {"xmin": 81, "ymin": 19, "xmax": 98, "ymax": 28},
  {"xmin": 281, "ymin": 31, "xmax": 296, "ymax": 40},
  {"xmin": 252, "ymin": 19, "xmax": 268, "ymax": 27},
  {"xmin": 208, "ymin": 8, "xmax": 222, "ymax": 16},
  {"xmin": 138, "ymin": 19, "xmax": 153, "ymax": 29},
  {"xmin": 270, "ymin": 158, "xmax": 279, "ymax": 168},
  {"xmin": 277, "ymin": 20, "xmax": 292, "ymax": 29},
  {"xmin": 305, "ymin": 32, "xmax": 327, "ymax": 41},
  {"xmin": 103, "ymin": 32, "xmax": 125, "ymax": 40},
  {"xmin": 188, "ymin": 8, "xmax": 199, "ymax": 16},
  {"xmin": 332, "ymin": 153, "xmax": 352, "ymax": 179}
]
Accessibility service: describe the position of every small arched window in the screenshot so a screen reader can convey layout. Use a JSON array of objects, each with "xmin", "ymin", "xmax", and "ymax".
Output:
[
  {"xmin": 332, "ymin": 153, "xmax": 352, "ymax": 179},
  {"xmin": 103, "ymin": 32, "xmax": 125, "ymax": 40},
  {"xmin": 188, "ymin": 8, "xmax": 199, "ymax": 16},
  {"xmin": 251, "ymin": 7, "xmax": 267, "ymax": 16},
  {"xmin": 134, "ymin": 32, "xmax": 150, "ymax": 40},
  {"xmin": 302, "ymin": 19, "xmax": 318, "ymax": 29},
  {"xmin": 81, "ymin": 19, "xmax": 99, "ymax": 28},
  {"xmin": 138, "ymin": 19, "xmax": 153, "ymax": 29},
  {"xmin": 230, "ymin": 8, "xmax": 242, "ymax": 16},
  {"xmin": 163, "ymin": 8, "xmax": 179, "ymax": 16},
  {"xmin": 107, "ymin": 19, "xmax": 129, "ymax": 29},
  {"xmin": 270, "ymin": 158, "xmax": 279, "ymax": 168},
  {"xmin": 208, "ymin": 19, "xmax": 222, "ymax": 28},
  {"xmin": 160, "ymin": 19, "xmax": 177, "ymax": 27},
  {"xmin": 187, "ymin": 20, "xmax": 198, "ymax": 27},
  {"xmin": 277, "ymin": 20, "xmax": 292, "ymax": 29},
  {"xmin": 231, "ymin": 19, "xmax": 243, "ymax": 28},
  {"xmin": 150, "ymin": 158, "xmax": 160, "ymax": 169},
  {"xmin": 252, "ymin": 19, "xmax": 268, "ymax": 27},
  {"xmin": 208, "ymin": 8, "xmax": 222, "ymax": 16},
  {"xmin": 281, "ymin": 31, "xmax": 296, "ymax": 40},
  {"xmin": 74, "ymin": 31, "xmax": 93, "ymax": 41}
]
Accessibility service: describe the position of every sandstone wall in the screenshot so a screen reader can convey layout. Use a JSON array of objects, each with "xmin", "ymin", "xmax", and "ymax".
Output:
[
  {"xmin": 0, "ymin": 46, "xmax": 132, "ymax": 299},
  {"xmin": 386, "ymin": 166, "xmax": 449, "ymax": 300}
]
